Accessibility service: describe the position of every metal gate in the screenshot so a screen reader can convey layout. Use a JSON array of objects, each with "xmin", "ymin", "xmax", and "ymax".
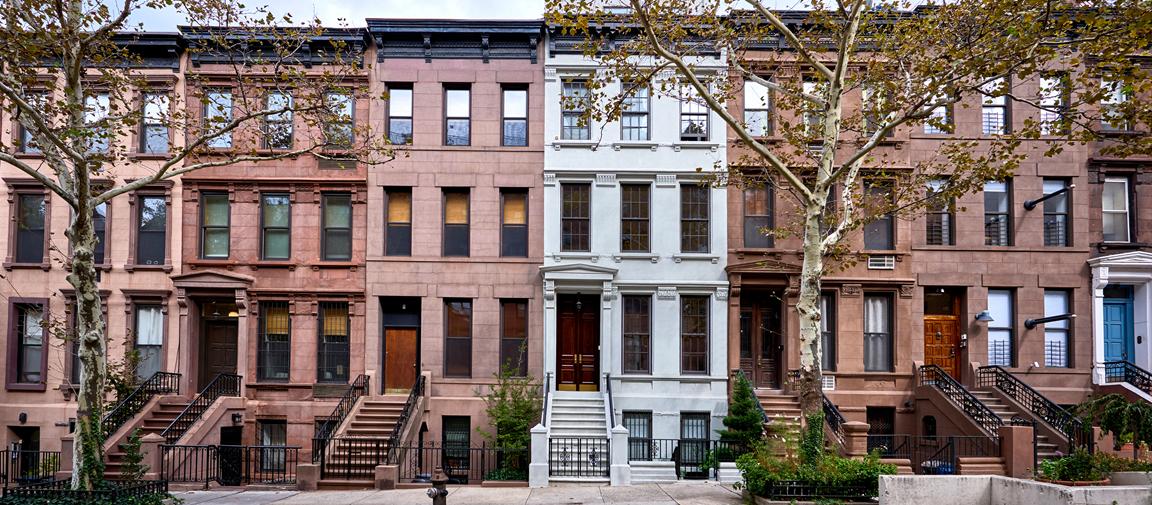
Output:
[{"xmin": 548, "ymin": 437, "xmax": 609, "ymax": 478}]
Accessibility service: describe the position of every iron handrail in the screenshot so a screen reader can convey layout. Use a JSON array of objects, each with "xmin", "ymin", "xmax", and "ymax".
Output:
[
  {"xmin": 313, "ymin": 374, "xmax": 370, "ymax": 442},
  {"xmin": 1102, "ymin": 360, "xmax": 1152, "ymax": 395},
  {"xmin": 385, "ymin": 374, "xmax": 425, "ymax": 464},
  {"xmin": 604, "ymin": 372, "xmax": 615, "ymax": 434},
  {"xmin": 919, "ymin": 364, "xmax": 1003, "ymax": 435},
  {"xmin": 541, "ymin": 371, "xmax": 552, "ymax": 427},
  {"xmin": 822, "ymin": 394, "xmax": 847, "ymax": 446},
  {"xmin": 101, "ymin": 371, "xmax": 181, "ymax": 440},
  {"xmin": 160, "ymin": 373, "xmax": 241, "ymax": 444},
  {"xmin": 976, "ymin": 365, "xmax": 1091, "ymax": 450}
]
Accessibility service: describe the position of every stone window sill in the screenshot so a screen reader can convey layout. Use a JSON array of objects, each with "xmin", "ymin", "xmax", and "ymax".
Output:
[
  {"xmin": 613, "ymin": 253, "xmax": 659, "ymax": 263},
  {"xmin": 672, "ymin": 253, "xmax": 719, "ymax": 264}
]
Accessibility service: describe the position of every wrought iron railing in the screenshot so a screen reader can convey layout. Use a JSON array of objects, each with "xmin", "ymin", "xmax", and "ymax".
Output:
[
  {"xmin": 541, "ymin": 371, "xmax": 552, "ymax": 426},
  {"xmin": 313, "ymin": 436, "xmax": 387, "ymax": 480},
  {"xmin": 313, "ymin": 374, "xmax": 370, "ymax": 445},
  {"xmin": 0, "ymin": 450, "xmax": 60, "ymax": 488},
  {"xmin": 823, "ymin": 394, "xmax": 847, "ymax": 446},
  {"xmin": 160, "ymin": 373, "xmax": 241, "ymax": 444},
  {"xmin": 101, "ymin": 371, "xmax": 181, "ymax": 440},
  {"xmin": 548, "ymin": 437, "xmax": 609, "ymax": 478},
  {"xmin": 386, "ymin": 374, "xmax": 425, "ymax": 463},
  {"xmin": 2, "ymin": 478, "xmax": 167, "ymax": 499},
  {"xmin": 395, "ymin": 442, "xmax": 529, "ymax": 484},
  {"xmin": 160, "ymin": 444, "xmax": 299, "ymax": 488},
  {"xmin": 976, "ymin": 366, "xmax": 1092, "ymax": 451},
  {"xmin": 866, "ymin": 434, "xmax": 1001, "ymax": 475},
  {"xmin": 1103, "ymin": 360, "xmax": 1152, "ymax": 395},
  {"xmin": 919, "ymin": 364, "xmax": 1003, "ymax": 435},
  {"xmin": 604, "ymin": 373, "xmax": 615, "ymax": 434}
]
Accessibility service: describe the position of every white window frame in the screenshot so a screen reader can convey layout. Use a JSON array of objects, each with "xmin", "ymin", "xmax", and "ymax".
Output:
[{"xmin": 1102, "ymin": 177, "xmax": 1131, "ymax": 243}]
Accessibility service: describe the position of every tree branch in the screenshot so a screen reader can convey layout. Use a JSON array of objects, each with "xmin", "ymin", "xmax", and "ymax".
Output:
[
  {"xmin": 0, "ymin": 152, "xmax": 77, "ymax": 205},
  {"xmin": 745, "ymin": 0, "xmax": 835, "ymax": 81}
]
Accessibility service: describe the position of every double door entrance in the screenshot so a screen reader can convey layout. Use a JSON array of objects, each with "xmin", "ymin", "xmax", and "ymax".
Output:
[
  {"xmin": 557, "ymin": 294, "xmax": 599, "ymax": 391},
  {"xmin": 739, "ymin": 293, "xmax": 783, "ymax": 389}
]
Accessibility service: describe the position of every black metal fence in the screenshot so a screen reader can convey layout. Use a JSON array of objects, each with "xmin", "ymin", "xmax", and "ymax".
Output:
[
  {"xmin": 101, "ymin": 371, "xmax": 181, "ymax": 441},
  {"xmin": 867, "ymin": 434, "xmax": 1000, "ymax": 475},
  {"xmin": 549, "ymin": 437, "xmax": 609, "ymax": 478},
  {"xmin": 919, "ymin": 365, "xmax": 1003, "ymax": 435},
  {"xmin": 0, "ymin": 450, "xmax": 60, "ymax": 488},
  {"xmin": 977, "ymin": 365, "xmax": 1092, "ymax": 452},
  {"xmin": 313, "ymin": 436, "xmax": 388, "ymax": 480},
  {"xmin": 160, "ymin": 444, "xmax": 299, "ymax": 487},
  {"xmin": 1103, "ymin": 360, "xmax": 1152, "ymax": 395},
  {"xmin": 161, "ymin": 373, "xmax": 241, "ymax": 444},
  {"xmin": 395, "ymin": 443, "xmax": 528, "ymax": 484},
  {"xmin": 759, "ymin": 480, "xmax": 875, "ymax": 502},
  {"xmin": 1, "ymin": 479, "xmax": 167, "ymax": 499}
]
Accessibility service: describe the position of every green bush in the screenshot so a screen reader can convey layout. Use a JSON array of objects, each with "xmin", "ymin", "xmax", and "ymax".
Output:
[
  {"xmin": 1037, "ymin": 448, "xmax": 1105, "ymax": 482},
  {"xmin": 717, "ymin": 372, "xmax": 764, "ymax": 448},
  {"xmin": 1088, "ymin": 452, "xmax": 1152, "ymax": 474},
  {"xmin": 0, "ymin": 495, "xmax": 168, "ymax": 505},
  {"xmin": 483, "ymin": 467, "xmax": 529, "ymax": 481}
]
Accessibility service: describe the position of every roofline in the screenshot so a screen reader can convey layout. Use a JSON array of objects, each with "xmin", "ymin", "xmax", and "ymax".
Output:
[{"xmin": 366, "ymin": 18, "xmax": 544, "ymax": 34}]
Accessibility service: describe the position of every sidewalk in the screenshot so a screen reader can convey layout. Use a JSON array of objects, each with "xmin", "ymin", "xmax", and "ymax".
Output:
[{"xmin": 172, "ymin": 482, "xmax": 743, "ymax": 505}]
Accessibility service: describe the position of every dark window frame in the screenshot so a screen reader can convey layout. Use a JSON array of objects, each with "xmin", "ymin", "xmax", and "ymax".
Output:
[
  {"xmin": 9, "ymin": 187, "xmax": 48, "ymax": 266},
  {"xmin": 1043, "ymin": 289, "xmax": 1071, "ymax": 368},
  {"xmin": 622, "ymin": 294, "xmax": 652, "ymax": 375},
  {"xmin": 863, "ymin": 292, "xmax": 894, "ymax": 372},
  {"xmin": 263, "ymin": 90, "xmax": 294, "ymax": 150},
  {"xmin": 133, "ymin": 302, "xmax": 166, "ymax": 380},
  {"xmin": 323, "ymin": 91, "xmax": 355, "ymax": 149},
  {"xmin": 864, "ymin": 181, "xmax": 895, "ymax": 251},
  {"xmin": 1102, "ymin": 176, "xmax": 1132, "ymax": 243},
  {"xmin": 127, "ymin": 186, "xmax": 172, "ymax": 271},
  {"xmin": 321, "ymin": 193, "xmax": 352, "ymax": 261},
  {"xmin": 316, "ymin": 301, "xmax": 350, "ymax": 383},
  {"xmin": 620, "ymin": 183, "xmax": 651, "ymax": 253},
  {"xmin": 680, "ymin": 295, "xmax": 710, "ymax": 375},
  {"xmin": 443, "ymin": 299, "xmax": 473, "ymax": 378},
  {"xmin": 1042, "ymin": 178, "xmax": 1070, "ymax": 247},
  {"xmin": 744, "ymin": 79, "xmax": 773, "ymax": 137},
  {"xmin": 561, "ymin": 183, "xmax": 591, "ymax": 252},
  {"xmin": 679, "ymin": 84, "xmax": 710, "ymax": 141},
  {"xmin": 501, "ymin": 85, "xmax": 529, "ymax": 147},
  {"xmin": 139, "ymin": 92, "xmax": 171, "ymax": 154},
  {"xmin": 925, "ymin": 179, "xmax": 954, "ymax": 246},
  {"xmin": 7, "ymin": 298, "xmax": 49, "ymax": 391},
  {"xmin": 385, "ymin": 188, "xmax": 412, "ymax": 256},
  {"xmin": 257, "ymin": 300, "xmax": 291, "ymax": 382},
  {"xmin": 257, "ymin": 419, "xmax": 288, "ymax": 471},
  {"xmin": 443, "ymin": 85, "xmax": 472, "ymax": 146},
  {"xmin": 386, "ymin": 84, "xmax": 414, "ymax": 145},
  {"xmin": 199, "ymin": 191, "xmax": 231, "ymax": 259},
  {"xmin": 821, "ymin": 291, "xmax": 837, "ymax": 372},
  {"xmin": 500, "ymin": 189, "xmax": 529, "ymax": 258},
  {"xmin": 1038, "ymin": 73, "xmax": 1071, "ymax": 136},
  {"xmin": 499, "ymin": 299, "xmax": 528, "ymax": 377},
  {"xmin": 260, "ymin": 193, "xmax": 292, "ymax": 261},
  {"xmin": 680, "ymin": 184, "xmax": 710, "ymax": 253},
  {"xmin": 203, "ymin": 88, "xmax": 234, "ymax": 149},
  {"xmin": 15, "ymin": 91, "xmax": 49, "ymax": 154},
  {"xmin": 442, "ymin": 188, "xmax": 471, "ymax": 257},
  {"xmin": 987, "ymin": 289, "xmax": 1016, "ymax": 368},
  {"xmin": 743, "ymin": 185, "xmax": 774, "ymax": 249},
  {"xmin": 984, "ymin": 180, "xmax": 1013, "ymax": 246},
  {"xmin": 980, "ymin": 77, "xmax": 1011, "ymax": 135}
]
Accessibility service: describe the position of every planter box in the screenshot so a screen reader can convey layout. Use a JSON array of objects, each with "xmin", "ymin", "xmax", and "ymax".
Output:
[
  {"xmin": 1036, "ymin": 477, "xmax": 1111, "ymax": 487},
  {"xmin": 1109, "ymin": 472, "xmax": 1152, "ymax": 486},
  {"xmin": 745, "ymin": 490, "xmax": 873, "ymax": 505}
]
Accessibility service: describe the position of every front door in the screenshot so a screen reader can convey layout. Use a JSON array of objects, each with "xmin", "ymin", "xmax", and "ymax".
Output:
[
  {"xmin": 923, "ymin": 289, "xmax": 961, "ymax": 378},
  {"xmin": 739, "ymin": 293, "xmax": 782, "ymax": 389},
  {"xmin": 1104, "ymin": 286, "xmax": 1134, "ymax": 362},
  {"xmin": 201, "ymin": 319, "xmax": 238, "ymax": 389},
  {"xmin": 384, "ymin": 327, "xmax": 418, "ymax": 392},
  {"xmin": 557, "ymin": 294, "xmax": 599, "ymax": 391}
]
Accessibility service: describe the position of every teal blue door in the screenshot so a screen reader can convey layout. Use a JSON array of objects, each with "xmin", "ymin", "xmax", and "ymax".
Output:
[{"xmin": 1103, "ymin": 296, "xmax": 1133, "ymax": 362}]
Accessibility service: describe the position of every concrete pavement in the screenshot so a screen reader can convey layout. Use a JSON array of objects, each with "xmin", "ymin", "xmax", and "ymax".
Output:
[{"xmin": 171, "ymin": 482, "xmax": 744, "ymax": 505}]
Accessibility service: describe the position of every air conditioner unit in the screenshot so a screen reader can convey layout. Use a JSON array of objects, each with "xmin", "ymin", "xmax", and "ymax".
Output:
[
  {"xmin": 867, "ymin": 255, "xmax": 896, "ymax": 270},
  {"xmin": 821, "ymin": 375, "xmax": 836, "ymax": 391}
]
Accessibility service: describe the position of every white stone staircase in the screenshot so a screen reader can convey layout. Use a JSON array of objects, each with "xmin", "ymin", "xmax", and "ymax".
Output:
[{"xmin": 547, "ymin": 392, "xmax": 610, "ymax": 482}]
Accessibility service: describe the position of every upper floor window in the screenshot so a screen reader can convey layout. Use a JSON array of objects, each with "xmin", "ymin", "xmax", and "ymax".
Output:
[
  {"xmin": 863, "ymin": 294, "xmax": 892, "ymax": 372},
  {"xmin": 863, "ymin": 85, "xmax": 891, "ymax": 137},
  {"xmin": 802, "ymin": 80, "xmax": 825, "ymax": 136},
  {"xmin": 561, "ymin": 184, "xmax": 591, "ymax": 252},
  {"xmin": 743, "ymin": 186, "xmax": 774, "ymax": 248},
  {"xmin": 317, "ymin": 301, "xmax": 349, "ymax": 383},
  {"xmin": 984, "ymin": 180, "xmax": 1011, "ymax": 246},
  {"xmin": 261, "ymin": 194, "xmax": 291, "ymax": 260},
  {"xmin": 1043, "ymin": 290, "xmax": 1070, "ymax": 368},
  {"xmin": 324, "ymin": 92, "xmax": 354, "ymax": 148},
  {"xmin": 1102, "ymin": 177, "xmax": 1130, "ymax": 243},
  {"xmin": 679, "ymin": 84, "xmax": 708, "ymax": 141},
  {"xmin": 681, "ymin": 185, "xmax": 710, "ymax": 253},
  {"xmin": 500, "ymin": 300, "xmax": 528, "ymax": 376},
  {"xmin": 387, "ymin": 85, "xmax": 413, "ymax": 145},
  {"xmin": 620, "ymin": 184, "xmax": 650, "ymax": 252},
  {"xmin": 264, "ymin": 91, "xmax": 293, "ymax": 150},
  {"xmin": 385, "ymin": 188, "xmax": 412, "ymax": 256},
  {"xmin": 925, "ymin": 179, "xmax": 954, "ymax": 246},
  {"xmin": 1042, "ymin": 179, "xmax": 1069, "ymax": 247},
  {"xmin": 621, "ymin": 82, "xmax": 650, "ymax": 141},
  {"xmin": 1039, "ymin": 75, "xmax": 1069, "ymax": 135},
  {"xmin": 923, "ymin": 92, "xmax": 952, "ymax": 134},
  {"xmin": 561, "ymin": 79, "xmax": 590, "ymax": 140},
  {"xmin": 502, "ymin": 87, "xmax": 528, "ymax": 146},
  {"xmin": 134, "ymin": 304, "xmax": 164, "ymax": 379},
  {"xmin": 17, "ymin": 92, "xmax": 48, "ymax": 153},
  {"xmin": 321, "ymin": 194, "xmax": 352, "ymax": 261},
  {"xmin": 501, "ymin": 190, "xmax": 528, "ymax": 257},
  {"xmin": 136, "ymin": 195, "xmax": 167, "ymax": 266},
  {"xmin": 11, "ymin": 302, "xmax": 46, "ymax": 387},
  {"xmin": 987, "ymin": 289, "xmax": 1014, "ymax": 367},
  {"xmin": 92, "ymin": 202, "xmax": 107, "ymax": 265},
  {"xmin": 980, "ymin": 78, "xmax": 1009, "ymax": 135},
  {"xmin": 744, "ymin": 80, "xmax": 772, "ymax": 137},
  {"xmin": 204, "ymin": 89, "xmax": 233, "ymax": 149},
  {"xmin": 15, "ymin": 193, "xmax": 46, "ymax": 264},
  {"xmin": 443, "ymin": 189, "xmax": 470, "ymax": 257},
  {"xmin": 864, "ymin": 182, "xmax": 894, "ymax": 250},
  {"xmin": 85, "ymin": 92, "xmax": 111, "ymax": 153},
  {"xmin": 444, "ymin": 87, "xmax": 471, "ymax": 146},
  {"xmin": 821, "ymin": 293, "xmax": 837, "ymax": 371},
  {"xmin": 257, "ymin": 301, "xmax": 291, "ymax": 382},
  {"xmin": 622, "ymin": 295, "xmax": 651, "ymax": 374},
  {"xmin": 444, "ymin": 299, "xmax": 473, "ymax": 378},
  {"xmin": 1101, "ymin": 79, "xmax": 1132, "ymax": 132},
  {"xmin": 680, "ymin": 295, "xmax": 709, "ymax": 374},
  {"xmin": 200, "ymin": 192, "xmax": 230, "ymax": 259},
  {"xmin": 140, "ymin": 93, "xmax": 170, "ymax": 154}
]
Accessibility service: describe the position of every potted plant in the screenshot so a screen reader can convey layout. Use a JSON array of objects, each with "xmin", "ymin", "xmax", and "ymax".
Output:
[
  {"xmin": 1037, "ymin": 449, "xmax": 1110, "ymax": 486},
  {"xmin": 1076, "ymin": 394, "xmax": 1152, "ymax": 460},
  {"xmin": 1093, "ymin": 452, "xmax": 1152, "ymax": 486}
]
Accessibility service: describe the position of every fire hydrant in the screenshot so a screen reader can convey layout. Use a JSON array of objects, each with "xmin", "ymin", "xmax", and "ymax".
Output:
[{"xmin": 425, "ymin": 466, "xmax": 449, "ymax": 505}]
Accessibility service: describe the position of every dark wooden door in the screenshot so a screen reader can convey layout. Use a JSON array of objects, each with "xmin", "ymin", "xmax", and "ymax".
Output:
[
  {"xmin": 384, "ymin": 327, "xmax": 418, "ymax": 392},
  {"xmin": 924, "ymin": 316, "xmax": 960, "ymax": 378},
  {"xmin": 201, "ymin": 320, "xmax": 238, "ymax": 389},
  {"xmin": 739, "ymin": 295, "xmax": 782, "ymax": 389},
  {"xmin": 557, "ymin": 294, "xmax": 599, "ymax": 391}
]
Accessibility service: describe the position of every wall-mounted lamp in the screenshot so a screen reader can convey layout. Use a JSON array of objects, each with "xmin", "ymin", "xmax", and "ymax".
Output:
[
  {"xmin": 1023, "ymin": 184, "xmax": 1075, "ymax": 210},
  {"xmin": 575, "ymin": 294, "xmax": 583, "ymax": 311},
  {"xmin": 231, "ymin": 412, "xmax": 243, "ymax": 425},
  {"xmin": 18, "ymin": 412, "xmax": 27, "ymax": 425},
  {"xmin": 1024, "ymin": 313, "xmax": 1076, "ymax": 330},
  {"xmin": 974, "ymin": 310, "xmax": 994, "ymax": 322}
]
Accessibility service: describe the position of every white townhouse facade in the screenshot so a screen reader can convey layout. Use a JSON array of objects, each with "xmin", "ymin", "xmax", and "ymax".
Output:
[{"xmin": 540, "ymin": 30, "xmax": 730, "ymax": 448}]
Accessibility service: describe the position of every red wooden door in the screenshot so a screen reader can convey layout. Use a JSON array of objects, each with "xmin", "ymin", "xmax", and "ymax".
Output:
[
  {"xmin": 557, "ymin": 295, "xmax": 599, "ymax": 391},
  {"xmin": 384, "ymin": 327, "xmax": 418, "ymax": 392},
  {"xmin": 924, "ymin": 316, "xmax": 960, "ymax": 378}
]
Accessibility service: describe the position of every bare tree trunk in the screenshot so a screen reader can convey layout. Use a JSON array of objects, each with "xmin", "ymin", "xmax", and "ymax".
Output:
[
  {"xmin": 794, "ymin": 190, "xmax": 827, "ymax": 421},
  {"xmin": 66, "ymin": 196, "xmax": 107, "ymax": 490}
]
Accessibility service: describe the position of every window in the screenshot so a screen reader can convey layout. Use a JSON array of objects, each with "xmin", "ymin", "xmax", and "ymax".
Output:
[
  {"xmin": 204, "ymin": 89, "xmax": 233, "ymax": 149},
  {"xmin": 444, "ymin": 87, "xmax": 471, "ymax": 146},
  {"xmin": 680, "ymin": 185, "xmax": 710, "ymax": 253},
  {"xmin": 561, "ymin": 184, "xmax": 590, "ymax": 252},
  {"xmin": 444, "ymin": 299, "xmax": 472, "ymax": 378},
  {"xmin": 140, "ymin": 93, "xmax": 170, "ymax": 154},
  {"xmin": 1044, "ymin": 290, "xmax": 1070, "ymax": 368},
  {"xmin": 85, "ymin": 92, "xmax": 111, "ymax": 152},
  {"xmin": 1102, "ymin": 177, "xmax": 1130, "ymax": 243},
  {"xmin": 500, "ymin": 300, "xmax": 528, "ymax": 376},
  {"xmin": 744, "ymin": 80, "xmax": 772, "ymax": 136},
  {"xmin": 134, "ymin": 305, "xmax": 164, "ymax": 379},
  {"xmin": 925, "ymin": 179, "xmax": 954, "ymax": 246},
  {"xmin": 258, "ymin": 420, "xmax": 287, "ymax": 471},
  {"xmin": 258, "ymin": 301, "xmax": 290, "ymax": 381},
  {"xmin": 802, "ymin": 80, "xmax": 825, "ymax": 136},
  {"xmin": 321, "ymin": 194, "xmax": 352, "ymax": 261},
  {"xmin": 136, "ymin": 195, "xmax": 166, "ymax": 266},
  {"xmin": 620, "ymin": 184, "xmax": 650, "ymax": 252},
  {"xmin": 1042, "ymin": 179, "xmax": 1069, "ymax": 247},
  {"xmin": 984, "ymin": 181, "xmax": 1011, "ymax": 246},
  {"xmin": 385, "ymin": 189, "xmax": 412, "ymax": 256},
  {"xmin": 200, "ymin": 193, "xmax": 230, "ymax": 259},
  {"xmin": 681, "ymin": 295, "xmax": 709, "ymax": 374},
  {"xmin": 502, "ymin": 87, "xmax": 528, "ymax": 146},
  {"xmin": 442, "ymin": 416, "xmax": 470, "ymax": 469},
  {"xmin": 15, "ymin": 194, "xmax": 45, "ymax": 264},
  {"xmin": 12, "ymin": 303, "xmax": 45, "ymax": 385},
  {"xmin": 680, "ymin": 412, "xmax": 710, "ymax": 478},
  {"xmin": 821, "ymin": 293, "xmax": 836, "ymax": 371},
  {"xmin": 863, "ymin": 294, "xmax": 892, "ymax": 372},
  {"xmin": 317, "ymin": 302, "xmax": 349, "ymax": 383},
  {"xmin": 679, "ymin": 84, "xmax": 709, "ymax": 141},
  {"xmin": 501, "ymin": 190, "xmax": 528, "ymax": 257},
  {"xmin": 622, "ymin": 295, "xmax": 651, "ymax": 374},
  {"xmin": 92, "ymin": 202, "xmax": 107, "ymax": 265},
  {"xmin": 863, "ymin": 85, "xmax": 890, "ymax": 137},
  {"xmin": 324, "ymin": 92, "xmax": 354, "ymax": 148},
  {"xmin": 387, "ymin": 85, "xmax": 413, "ymax": 144},
  {"xmin": 743, "ymin": 186, "xmax": 774, "ymax": 248},
  {"xmin": 864, "ymin": 182, "xmax": 894, "ymax": 250},
  {"xmin": 443, "ymin": 189, "xmax": 470, "ymax": 257},
  {"xmin": 17, "ymin": 92, "xmax": 47, "ymax": 153},
  {"xmin": 987, "ymin": 290, "xmax": 1014, "ymax": 367},
  {"xmin": 261, "ymin": 194, "xmax": 291, "ymax": 260},
  {"xmin": 621, "ymin": 82, "xmax": 650, "ymax": 140},
  {"xmin": 623, "ymin": 411, "xmax": 653, "ymax": 460},
  {"xmin": 981, "ymin": 78, "xmax": 1009, "ymax": 135},
  {"xmin": 1039, "ymin": 75, "xmax": 1069, "ymax": 135},
  {"xmin": 1101, "ymin": 79, "xmax": 1131, "ymax": 131},
  {"xmin": 923, "ymin": 91, "xmax": 952, "ymax": 134},
  {"xmin": 561, "ymin": 79, "xmax": 590, "ymax": 140},
  {"xmin": 264, "ymin": 91, "xmax": 293, "ymax": 150}
]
